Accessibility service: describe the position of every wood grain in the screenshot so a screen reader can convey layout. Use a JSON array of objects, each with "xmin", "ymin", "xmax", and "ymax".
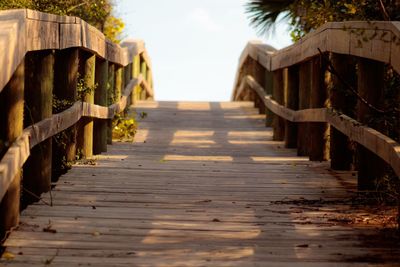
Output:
[{"xmin": 2, "ymin": 101, "xmax": 398, "ymax": 266}]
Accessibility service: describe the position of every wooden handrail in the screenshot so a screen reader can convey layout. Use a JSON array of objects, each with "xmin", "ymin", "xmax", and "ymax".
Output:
[
  {"xmin": 243, "ymin": 75, "xmax": 400, "ymax": 178},
  {"xmin": 0, "ymin": 76, "xmax": 146, "ymax": 201},
  {"xmin": 232, "ymin": 21, "xmax": 400, "ymax": 101},
  {"xmin": 0, "ymin": 9, "xmax": 152, "ymax": 94},
  {"xmin": 0, "ymin": 9, "xmax": 155, "ymax": 234},
  {"xmin": 233, "ymin": 20, "xmax": 400, "ymax": 190}
]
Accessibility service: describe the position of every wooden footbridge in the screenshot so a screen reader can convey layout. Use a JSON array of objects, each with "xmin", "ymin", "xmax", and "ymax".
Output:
[{"xmin": 1, "ymin": 9, "xmax": 400, "ymax": 266}]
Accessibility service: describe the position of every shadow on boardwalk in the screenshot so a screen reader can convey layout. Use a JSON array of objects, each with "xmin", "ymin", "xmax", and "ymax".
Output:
[{"xmin": 1, "ymin": 101, "xmax": 399, "ymax": 266}]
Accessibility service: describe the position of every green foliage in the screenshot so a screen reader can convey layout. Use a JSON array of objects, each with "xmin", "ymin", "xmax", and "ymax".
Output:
[
  {"xmin": 0, "ymin": 0, "xmax": 124, "ymax": 43},
  {"xmin": 246, "ymin": 0, "xmax": 400, "ymax": 40},
  {"xmin": 77, "ymin": 73, "xmax": 98, "ymax": 101},
  {"xmin": 112, "ymin": 113, "xmax": 137, "ymax": 142}
]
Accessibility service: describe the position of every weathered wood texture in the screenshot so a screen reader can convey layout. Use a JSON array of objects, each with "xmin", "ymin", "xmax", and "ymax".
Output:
[
  {"xmin": 0, "ymin": 61, "xmax": 24, "ymax": 236},
  {"xmin": 93, "ymin": 58, "xmax": 108, "ymax": 155},
  {"xmin": 0, "ymin": 9, "xmax": 152, "ymax": 95},
  {"xmin": 2, "ymin": 101, "xmax": 399, "ymax": 266},
  {"xmin": 241, "ymin": 75, "xmax": 400, "ymax": 180},
  {"xmin": 23, "ymin": 50, "xmax": 54, "ymax": 203}
]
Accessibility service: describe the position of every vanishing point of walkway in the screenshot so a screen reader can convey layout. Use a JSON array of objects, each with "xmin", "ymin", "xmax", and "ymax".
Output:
[{"xmin": 1, "ymin": 101, "xmax": 399, "ymax": 266}]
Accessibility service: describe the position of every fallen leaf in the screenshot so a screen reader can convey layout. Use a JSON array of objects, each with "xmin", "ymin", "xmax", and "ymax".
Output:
[
  {"xmin": 212, "ymin": 218, "xmax": 221, "ymax": 222},
  {"xmin": 92, "ymin": 231, "xmax": 101, "ymax": 237},
  {"xmin": 2, "ymin": 252, "xmax": 15, "ymax": 260}
]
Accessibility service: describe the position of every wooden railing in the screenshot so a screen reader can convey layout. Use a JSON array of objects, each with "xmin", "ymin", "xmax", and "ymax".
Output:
[
  {"xmin": 0, "ymin": 9, "xmax": 154, "ymax": 235},
  {"xmin": 233, "ymin": 21, "xmax": 400, "ymax": 191}
]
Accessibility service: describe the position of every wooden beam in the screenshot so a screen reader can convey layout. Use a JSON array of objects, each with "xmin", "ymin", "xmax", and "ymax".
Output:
[
  {"xmin": 77, "ymin": 52, "xmax": 95, "ymax": 159},
  {"xmin": 297, "ymin": 62, "xmax": 311, "ymax": 156},
  {"xmin": 93, "ymin": 58, "xmax": 108, "ymax": 155},
  {"xmin": 272, "ymin": 70, "xmax": 285, "ymax": 141},
  {"xmin": 23, "ymin": 51, "xmax": 54, "ymax": 205},
  {"xmin": 107, "ymin": 63, "xmax": 115, "ymax": 145},
  {"xmin": 0, "ymin": 60, "xmax": 24, "ymax": 236},
  {"xmin": 53, "ymin": 48, "xmax": 79, "ymax": 179},
  {"xmin": 285, "ymin": 66, "xmax": 299, "ymax": 149},
  {"xmin": 309, "ymin": 57, "xmax": 329, "ymax": 161},
  {"xmin": 329, "ymin": 54, "xmax": 356, "ymax": 170},
  {"xmin": 356, "ymin": 58, "xmax": 386, "ymax": 190}
]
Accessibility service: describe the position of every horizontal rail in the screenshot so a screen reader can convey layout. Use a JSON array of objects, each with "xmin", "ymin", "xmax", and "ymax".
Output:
[
  {"xmin": 244, "ymin": 75, "xmax": 400, "ymax": 178},
  {"xmin": 0, "ymin": 75, "xmax": 146, "ymax": 201},
  {"xmin": 0, "ymin": 9, "xmax": 153, "ymax": 95},
  {"xmin": 232, "ymin": 21, "xmax": 400, "ymax": 100}
]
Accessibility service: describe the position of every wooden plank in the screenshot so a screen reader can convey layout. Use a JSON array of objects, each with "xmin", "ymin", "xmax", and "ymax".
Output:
[{"xmin": 2, "ymin": 101, "xmax": 399, "ymax": 266}]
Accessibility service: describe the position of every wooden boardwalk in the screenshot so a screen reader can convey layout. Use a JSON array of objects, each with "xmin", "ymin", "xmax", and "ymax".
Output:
[{"xmin": 1, "ymin": 101, "xmax": 399, "ymax": 266}]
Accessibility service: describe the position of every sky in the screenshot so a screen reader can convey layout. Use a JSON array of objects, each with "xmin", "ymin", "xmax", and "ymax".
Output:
[{"xmin": 115, "ymin": 0, "xmax": 293, "ymax": 101}]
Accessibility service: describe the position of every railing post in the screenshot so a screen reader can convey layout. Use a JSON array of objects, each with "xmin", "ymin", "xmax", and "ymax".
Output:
[
  {"xmin": 115, "ymin": 65, "xmax": 123, "ymax": 103},
  {"xmin": 298, "ymin": 62, "xmax": 311, "ymax": 156},
  {"xmin": 147, "ymin": 68, "xmax": 153, "ymax": 100},
  {"xmin": 285, "ymin": 66, "xmax": 299, "ymax": 148},
  {"xmin": 77, "ymin": 52, "xmax": 96, "ymax": 158},
  {"xmin": 252, "ymin": 60, "xmax": 267, "ymax": 115},
  {"xmin": 357, "ymin": 58, "xmax": 386, "ymax": 190},
  {"xmin": 132, "ymin": 54, "xmax": 141, "ymax": 102},
  {"xmin": 264, "ymin": 70, "xmax": 274, "ymax": 127},
  {"xmin": 0, "ymin": 60, "xmax": 24, "ymax": 235},
  {"xmin": 107, "ymin": 63, "xmax": 115, "ymax": 145},
  {"xmin": 309, "ymin": 57, "xmax": 329, "ymax": 161},
  {"xmin": 329, "ymin": 54, "xmax": 356, "ymax": 170},
  {"xmin": 53, "ymin": 48, "xmax": 79, "ymax": 177},
  {"xmin": 272, "ymin": 69, "xmax": 285, "ymax": 141},
  {"xmin": 124, "ymin": 63, "xmax": 132, "ymax": 106},
  {"xmin": 140, "ymin": 58, "xmax": 147, "ymax": 100},
  {"xmin": 23, "ymin": 51, "xmax": 54, "ymax": 204},
  {"xmin": 93, "ymin": 58, "xmax": 108, "ymax": 154}
]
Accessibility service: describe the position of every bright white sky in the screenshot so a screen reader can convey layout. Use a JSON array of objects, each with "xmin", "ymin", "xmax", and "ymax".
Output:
[{"xmin": 115, "ymin": 0, "xmax": 292, "ymax": 101}]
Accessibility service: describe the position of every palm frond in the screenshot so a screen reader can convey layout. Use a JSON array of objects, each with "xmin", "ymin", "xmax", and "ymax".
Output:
[{"xmin": 245, "ymin": 0, "xmax": 294, "ymax": 35}]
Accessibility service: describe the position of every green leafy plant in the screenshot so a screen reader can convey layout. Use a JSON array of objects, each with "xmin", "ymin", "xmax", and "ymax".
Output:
[{"xmin": 112, "ymin": 113, "xmax": 138, "ymax": 142}]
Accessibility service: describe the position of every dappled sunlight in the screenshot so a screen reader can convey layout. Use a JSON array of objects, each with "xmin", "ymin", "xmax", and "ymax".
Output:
[
  {"xmin": 173, "ymin": 130, "xmax": 214, "ymax": 137},
  {"xmin": 163, "ymin": 155, "xmax": 233, "ymax": 162},
  {"xmin": 134, "ymin": 101, "xmax": 159, "ymax": 109},
  {"xmin": 219, "ymin": 102, "xmax": 254, "ymax": 109},
  {"xmin": 171, "ymin": 139, "xmax": 216, "ymax": 145},
  {"xmin": 134, "ymin": 247, "xmax": 255, "ymax": 260},
  {"xmin": 251, "ymin": 156, "xmax": 309, "ymax": 162},
  {"xmin": 228, "ymin": 131, "xmax": 272, "ymax": 138},
  {"xmin": 224, "ymin": 114, "xmax": 265, "ymax": 119},
  {"xmin": 135, "ymin": 129, "xmax": 149, "ymax": 143},
  {"xmin": 229, "ymin": 140, "xmax": 276, "ymax": 145},
  {"xmin": 95, "ymin": 155, "xmax": 129, "ymax": 160},
  {"xmin": 177, "ymin": 102, "xmax": 211, "ymax": 110}
]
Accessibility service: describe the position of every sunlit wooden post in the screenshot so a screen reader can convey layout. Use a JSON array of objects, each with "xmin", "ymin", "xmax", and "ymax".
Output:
[
  {"xmin": 115, "ymin": 65, "xmax": 123, "ymax": 103},
  {"xmin": 77, "ymin": 52, "xmax": 95, "ymax": 158},
  {"xmin": 252, "ymin": 60, "xmax": 266, "ymax": 115},
  {"xmin": 140, "ymin": 57, "xmax": 147, "ymax": 100},
  {"xmin": 272, "ymin": 69, "xmax": 285, "ymax": 141},
  {"xmin": 132, "ymin": 54, "xmax": 141, "ymax": 102},
  {"xmin": 0, "ymin": 61, "xmax": 24, "ymax": 235},
  {"xmin": 53, "ymin": 48, "xmax": 79, "ymax": 170},
  {"xmin": 124, "ymin": 63, "xmax": 132, "ymax": 106},
  {"xmin": 147, "ymin": 68, "xmax": 153, "ymax": 100},
  {"xmin": 23, "ymin": 51, "xmax": 54, "ymax": 203},
  {"xmin": 93, "ymin": 58, "xmax": 108, "ymax": 154},
  {"xmin": 264, "ymin": 70, "xmax": 274, "ymax": 127},
  {"xmin": 297, "ymin": 61, "xmax": 311, "ymax": 156},
  {"xmin": 285, "ymin": 66, "xmax": 299, "ymax": 148},
  {"xmin": 356, "ymin": 58, "xmax": 386, "ymax": 190},
  {"xmin": 309, "ymin": 57, "xmax": 329, "ymax": 161},
  {"xmin": 107, "ymin": 63, "xmax": 115, "ymax": 145},
  {"xmin": 329, "ymin": 54, "xmax": 356, "ymax": 170}
]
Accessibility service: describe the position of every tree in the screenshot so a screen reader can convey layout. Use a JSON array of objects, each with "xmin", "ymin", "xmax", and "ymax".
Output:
[
  {"xmin": 246, "ymin": 0, "xmax": 400, "ymax": 40},
  {"xmin": 0, "ymin": 0, "xmax": 124, "ymax": 43}
]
